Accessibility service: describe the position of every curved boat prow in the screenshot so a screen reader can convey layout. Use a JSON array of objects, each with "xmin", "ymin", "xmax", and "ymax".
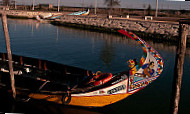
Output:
[
  {"xmin": 64, "ymin": 29, "xmax": 164, "ymax": 107},
  {"xmin": 118, "ymin": 29, "xmax": 164, "ymax": 93}
]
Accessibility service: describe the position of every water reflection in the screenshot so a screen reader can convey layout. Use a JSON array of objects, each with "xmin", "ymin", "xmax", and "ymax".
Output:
[
  {"xmin": 0, "ymin": 89, "xmax": 100, "ymax": 114},
  {"xmin": 54, "ymin": 24, "xmax": 190, "ymax": 58},
  {"xmin": 100, "ymin": 39, "xmax": 115, "ymax": 67},
  {"xmin": 1, "ymin": 18, "xmax": 190, "ymax": 57}
]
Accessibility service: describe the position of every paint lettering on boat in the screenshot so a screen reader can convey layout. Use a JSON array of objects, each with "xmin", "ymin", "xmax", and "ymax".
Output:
[{"xmin": 107, "ymin": 85, "xmax": 126, "ymax": 94}]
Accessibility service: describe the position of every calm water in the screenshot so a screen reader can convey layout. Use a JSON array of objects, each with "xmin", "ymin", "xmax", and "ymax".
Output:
[{"xmin": 0, "ymin": 19, "xmax": 190, "ymax": 114}]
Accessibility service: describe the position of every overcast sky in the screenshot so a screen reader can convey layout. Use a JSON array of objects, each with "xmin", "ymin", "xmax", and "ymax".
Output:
[{"xmin": 15, "ymin": 0, "xmax": 190, "ymax": 10}]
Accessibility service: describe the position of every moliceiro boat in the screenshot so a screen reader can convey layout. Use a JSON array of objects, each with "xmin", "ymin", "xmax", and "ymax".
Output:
[
  {"xmin": 36, "ymin": 13, "xmax": 63, "ymax": 22},
  {"xmin": 0, "ymin": 30, "xmax": 164, "ymax": 107},
  {"xmin": 68, "ymin": 9, "xmax": 90, "ymax": 16}
]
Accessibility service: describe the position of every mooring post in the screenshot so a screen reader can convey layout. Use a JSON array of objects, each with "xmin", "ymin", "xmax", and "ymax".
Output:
[
  {"xmin": 171, "ymin": 21, "xmax": 189, "ymax": 114},
  {"xmin": 1, "ymin": 13, "xmax": 16, "ymax": 99}
]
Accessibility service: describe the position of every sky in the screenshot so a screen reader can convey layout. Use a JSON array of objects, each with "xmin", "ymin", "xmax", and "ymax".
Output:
[{"xmin": 14, "ymin": 0, "xmax": 190, "ymax": 10}]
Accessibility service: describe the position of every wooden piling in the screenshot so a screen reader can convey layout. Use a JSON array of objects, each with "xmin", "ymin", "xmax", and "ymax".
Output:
[
  {"xmin": 1, "ymin": 13, "xmax": 16, "ymax": 99},
  {"xmin": 3, "ymin": 53, "xmax": 6, "ymax": 61},
  {"xmin": 39, "ymin": 60, "xmax": 42, "ymax": 69},
  {"xmin": 44, "ymin": 62, "xmax": 47, "ymax": 71},
  {"xmin": 20, "ymin": 56, "xmax": 23, "ymax": 65},
  {"xmin": 170, "ymin": 21, "xmax": 189, "ymax": 114}
]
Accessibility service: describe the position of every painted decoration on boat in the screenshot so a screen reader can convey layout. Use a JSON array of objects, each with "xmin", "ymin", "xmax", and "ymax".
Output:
[
  {"xmin": 118, "ymin": 30, "xmax": 164, "ymax": 94},
  {"xmin": 48, "ymin": 15, "xmax": 62, "ymax": 20},
  {"xmin": 36, "ymin": 12, "xmax": 63, "ymax": 21},
  {"xmin": 68, "ymin": 9, "xmax": 90, "ymax": 16},
  {"xmin": 39, "ymin": 13, "xmax": 53, "ymax": 19}
]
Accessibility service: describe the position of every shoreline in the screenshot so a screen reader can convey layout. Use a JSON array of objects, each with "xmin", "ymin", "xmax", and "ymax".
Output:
[
  {"xmin": 51, "ymin": 19, "xmax": 190, "ymax": 45},
  {"xmin": 1, "ymin": 10, "xmax": 190, "ymax": 45}
]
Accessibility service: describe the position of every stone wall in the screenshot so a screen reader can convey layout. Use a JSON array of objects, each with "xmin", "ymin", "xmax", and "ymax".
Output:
[
  {"xmin": 57, "ymin": 15, "xmax": 190, "ymax": 36},
  {"xmin": 1, "ymin": 10, "xmax": 190, "ymax": 36}
]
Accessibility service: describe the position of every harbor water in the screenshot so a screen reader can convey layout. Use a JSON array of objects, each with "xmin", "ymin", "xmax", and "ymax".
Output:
[{"xmin": 0, "ymin": 19, "xmax": 190, "ymax": 114}]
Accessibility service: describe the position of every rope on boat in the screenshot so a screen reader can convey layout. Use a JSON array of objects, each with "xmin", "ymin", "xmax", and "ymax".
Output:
[{"xmin": 23, "ymin": 80, "xmax": 49, "ymax": 102}]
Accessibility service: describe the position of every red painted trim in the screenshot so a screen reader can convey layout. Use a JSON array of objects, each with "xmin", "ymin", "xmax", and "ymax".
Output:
[
  {"xmin": 118, "ymin": 29, "xmax": 164, "ymax": 65},
  {"xmin": 92, "ymin": 73, "xmax": 113, "ymax": 86},
  {"xmin": 118, "ymin": 29, "xmax": 135, "ymax": 40}
]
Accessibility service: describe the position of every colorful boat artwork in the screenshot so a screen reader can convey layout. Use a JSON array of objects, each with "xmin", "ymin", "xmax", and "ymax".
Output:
[
  {"xmin": 68, "ymin": 9, "xmax": 90, "ymax": 16},
  {"xmin": 0, "ymin": 30, "xmax": 164, "ymax": 107},
  {"xmin": 36, "ymin": 13, "xmax": 63, "ymax": 21}
]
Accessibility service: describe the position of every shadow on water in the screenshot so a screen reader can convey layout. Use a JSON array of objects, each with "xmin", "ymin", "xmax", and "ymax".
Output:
[{"xmin": 0, "ymin": 89, "xmax": 102, "ymax": 114}]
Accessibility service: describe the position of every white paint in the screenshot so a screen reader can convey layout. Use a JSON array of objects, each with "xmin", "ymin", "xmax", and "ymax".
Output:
[{"xmin": 72, "ymin": 79, "xmax": 128, "ymax": 97}]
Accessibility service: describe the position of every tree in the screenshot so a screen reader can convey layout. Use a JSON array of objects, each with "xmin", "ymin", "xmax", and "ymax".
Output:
[
  {"xmin": 147, "ymin": 4, "xmax": 152, "ymax": 16},
  {"xmin": 143, "ymin": 4, "xmax": 146, "ymax": 16},
  {"xmin": 2, "ymin": 0, "xmax": 10, "ymax": 6},
  {"xmin": 104, "ymin": 0, "xmax": 120, "ymax": 15}
]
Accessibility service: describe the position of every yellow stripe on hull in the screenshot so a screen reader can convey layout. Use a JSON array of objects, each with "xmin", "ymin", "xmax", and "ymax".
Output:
[
  {"xmin": 29, "ymin": 93, "xmax": 63, "ymax": 104},
  {"xmin": 28, "ymin": 93, "xmax": 131, "ymax": 107},
  {"xmin": 69, "ymin": 94, "xmax": 131, "ymax": 107}
]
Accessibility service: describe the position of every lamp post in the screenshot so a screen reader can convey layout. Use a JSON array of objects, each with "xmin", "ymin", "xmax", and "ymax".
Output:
[
  {"xmin": 32, "ymin": 0, "xmax": 35, "ymax": 10},
  {"xmin": 155, "ymin": 0, "xmax": 158, "ymax": 17},
  {"xmin": 95, "ymin": 0, "xmax": 97, "ymax": 15},
  {"xmin": 58, "ymin": 0, "xmax": 60, "ymax": 12},
  {"xmin": 15, "ymin": 0, "xmax": 17, "ymax": 9}
]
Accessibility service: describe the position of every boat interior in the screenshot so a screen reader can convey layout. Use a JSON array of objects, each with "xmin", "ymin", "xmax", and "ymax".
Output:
[{"xmin": 0, "ymin": 53, "xmax": 129, "ymax": 95}]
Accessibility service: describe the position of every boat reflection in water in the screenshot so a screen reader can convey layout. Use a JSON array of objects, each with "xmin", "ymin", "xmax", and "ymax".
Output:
[{"xmin": 0, "ymin": 29, "xmax": 164, "ymax": 108}]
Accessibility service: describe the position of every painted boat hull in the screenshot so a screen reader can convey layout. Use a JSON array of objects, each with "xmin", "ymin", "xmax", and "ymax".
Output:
[
  {"xmin": 68, "ymin": 9, "xmax": 90, "ymax": 16},
  {"xmin": 28, "ymin": 78, "xmax": 130, "ymax": 107},
  {"xmin": 28, "ymin": 93, "xmax": 130, "ymax": 107}
]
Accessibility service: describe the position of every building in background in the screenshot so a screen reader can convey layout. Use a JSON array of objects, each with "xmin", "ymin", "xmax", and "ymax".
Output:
[
  {"xmin": 38, "ymin": 4, "xmax": 53, "ymax": 10},
  {"xmin": 0, "ymin": 0, "xmax": 10, "ymax": 6}
]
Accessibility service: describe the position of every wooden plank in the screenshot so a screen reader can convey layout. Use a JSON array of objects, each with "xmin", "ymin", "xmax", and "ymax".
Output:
[
  {"xmin": 1, "ymin": 12, "xmax": 16, "ymax": 99},
  {"xmin": 171, "ymin": 23, "xmax": 188, "ymax": 114}
]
